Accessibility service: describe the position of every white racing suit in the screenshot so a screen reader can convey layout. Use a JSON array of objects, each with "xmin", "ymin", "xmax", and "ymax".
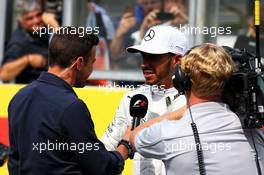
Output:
[{"xmin": 101, "ymin": 85, "xmax": 186, "ymax": 175}]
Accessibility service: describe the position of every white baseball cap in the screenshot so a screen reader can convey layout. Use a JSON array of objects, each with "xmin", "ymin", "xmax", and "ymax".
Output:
[{"xmin": 127, "ymin": 25, "xmax": 187, "ymax": 55}]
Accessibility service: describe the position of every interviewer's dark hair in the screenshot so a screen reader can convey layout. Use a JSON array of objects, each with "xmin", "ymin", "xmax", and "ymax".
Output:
[{"xmin": 48, "ymin": 27, "xmax": 99, "ymax": 68}]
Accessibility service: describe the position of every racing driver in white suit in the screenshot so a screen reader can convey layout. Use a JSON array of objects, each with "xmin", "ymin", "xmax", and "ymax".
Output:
[{"xmin": 101, "ymin": 25, "xmax": 188, "ymax": 175}]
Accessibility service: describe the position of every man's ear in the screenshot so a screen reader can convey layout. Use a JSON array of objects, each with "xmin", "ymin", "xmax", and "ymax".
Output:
[
  {"xmin": 172, "ymin": 55, "xmax": 182, "ymax": 66},
  {"xmin": 74, "ymin": 57, "xmax": 84, "ymax": 71}
]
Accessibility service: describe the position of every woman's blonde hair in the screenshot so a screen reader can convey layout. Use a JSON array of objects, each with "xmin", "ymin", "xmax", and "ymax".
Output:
[{"xmin": 181, "ymin": 43, "xmax": 234, "ymax": 97}]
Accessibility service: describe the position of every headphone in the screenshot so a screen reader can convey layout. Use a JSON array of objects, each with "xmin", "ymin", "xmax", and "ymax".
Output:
[
  {"xmin": 172, "ymin": 45, "xmax": 202, "ymax": 94},
  {"xmin": 172, "ymin": 64, "xmax": 191, "ymax": 94}
]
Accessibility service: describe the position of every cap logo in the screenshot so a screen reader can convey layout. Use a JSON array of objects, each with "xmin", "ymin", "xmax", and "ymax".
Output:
[{"xmin": 144, "ymin": 29, "xmax": 155, "ymax": 41}]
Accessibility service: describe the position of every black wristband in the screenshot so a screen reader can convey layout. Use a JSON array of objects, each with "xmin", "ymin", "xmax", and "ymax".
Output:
[{"xmin": 118, "ymin": 139, "xmax": 134, "ymax": 159}]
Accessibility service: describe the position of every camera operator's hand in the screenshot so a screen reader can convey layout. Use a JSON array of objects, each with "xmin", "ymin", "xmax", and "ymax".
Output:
[
  {"xmin": 116, "ymin": 12, "xmax": 136, "ymax": 38},
  {"xmin": 123, "ymin": 126, "xmax": 133, "ymax": 141},
  {"xmin": 27, "ymin": 54, "xmax": 47, "ymax": 68},
  {"xmin": 140, "ymin": 9, "xmax": 161, "ymax": 39},
  {"xmin": 167, "ymin": 6, "xmax": 188, "ymax": 27},
  {"xmin": 42, "ymin": 12, "xmax": 59, "ymax": 29}
]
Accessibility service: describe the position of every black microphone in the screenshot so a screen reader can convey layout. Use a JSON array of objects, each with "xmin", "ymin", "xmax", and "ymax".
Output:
[{"xmin": 129, "ymin": 94, "xmax": 148, "ymax": 130}]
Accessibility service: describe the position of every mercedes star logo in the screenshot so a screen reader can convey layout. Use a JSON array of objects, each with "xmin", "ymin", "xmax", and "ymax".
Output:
[{"xmin": 144, "ymin": 29, "xmax": 155, "ymax": 41}]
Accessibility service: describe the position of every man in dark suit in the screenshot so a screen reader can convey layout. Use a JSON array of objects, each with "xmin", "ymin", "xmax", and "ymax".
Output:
[{"xmin": 8, "ymin": 27, "xmax": 132, "ymax": 175}]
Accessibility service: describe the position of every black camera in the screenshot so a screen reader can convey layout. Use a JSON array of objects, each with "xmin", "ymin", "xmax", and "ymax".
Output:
[
  {"xmin": 0, "ymin": 143, "xmax": 8, "ymax": 167},
  {"xmin": 223, "ymin": 46, "xmax": 264, "ymax": 128},
  {"xmin": 44, "ymin": 0, "xmax": 63, "ymax": 24},
  {"xmin": 156, "ymin": 12, "xmax": 174, "ymax": 21}
]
